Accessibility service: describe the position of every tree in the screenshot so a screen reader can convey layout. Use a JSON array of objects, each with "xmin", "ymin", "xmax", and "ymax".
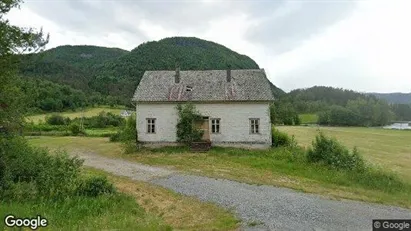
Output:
[{"xmin": 0, "ymin": 0, "xmax": 49, "ymax": 134}]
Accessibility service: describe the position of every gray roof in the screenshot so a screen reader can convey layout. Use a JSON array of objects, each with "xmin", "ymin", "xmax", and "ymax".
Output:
[{"xmin": 132, "ymin": 69, "xmax": 275, "ymax": 102}]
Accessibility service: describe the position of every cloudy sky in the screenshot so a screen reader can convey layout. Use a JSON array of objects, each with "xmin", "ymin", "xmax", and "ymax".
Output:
[{"xmin": 7, "ymin": 0, "xmax": 411, "ymax": 93}]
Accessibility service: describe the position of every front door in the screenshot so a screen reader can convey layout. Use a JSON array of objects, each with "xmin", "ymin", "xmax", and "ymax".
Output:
[{"xmin": 195, "ymin": 117, "xmax": 210, "ymax": 141}]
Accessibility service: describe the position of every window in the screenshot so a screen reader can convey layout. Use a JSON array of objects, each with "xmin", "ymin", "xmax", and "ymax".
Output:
[
  {"xmin": 211, "ymin": 118, "xmax": 220, "ymax": 133},
  {"xmin": 146, "ymin": 118, "xmax": 156, "ymax": 133},
  {"xmin": 185, "ymin": 86, "xmax": 193, "ymax": 91},
  {"xmin": 250, "ymin": 118, "xmax": 260, "ymax": 134}
]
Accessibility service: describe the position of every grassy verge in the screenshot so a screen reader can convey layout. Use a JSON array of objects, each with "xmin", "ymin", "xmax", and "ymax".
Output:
[
  {"xmin": 86, "ymin": 168, "xmax": 239, "ymax": 230},
  {"xmin": 29, "ymin": 136, "xmax": 411, "ymax": 209},
  {"xmin": 1, "ymin": 164, "xmax": 238, "ymax": 231},
  {"xmin": 0, "ymin": 167, "xmax": 169, "ymax": 231},
  {"xmin": 0, "ymin": 194, "xmax": 167, "ymax": 231}
]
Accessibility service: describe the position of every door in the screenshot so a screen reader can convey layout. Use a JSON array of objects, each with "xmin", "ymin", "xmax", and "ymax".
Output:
[{"xmin": 195, "ymin": 117, "xmax": 210, "ymax": 141}]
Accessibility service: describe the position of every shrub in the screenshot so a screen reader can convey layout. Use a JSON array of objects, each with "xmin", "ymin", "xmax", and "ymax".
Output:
[
  {"xmin": 0, "ymin": 136, "xmax": 84, "ymax": 201},
  {"xmin": 271, "ymin": 128, "xmax": 291, "ymax": 147},
  {"xmin": 307, "ymin": 132, "xmax": 365, "ymax": 171},
  {"xmin": 69, "ymin": 123, "xmax": 83, "ymax": 136},
  {"xmin": 76, "ymin": 176, "xmax": 116, "ymax": 197},
  {"xmin": 121, "ymin": 115, "xmax": 137, "ymax": 141},
  {"xmin": 122, "ymin": 140, "xmax": 140, "ymax": 154},
  {"xmin": 45, "ymin": 114, "xmax": 68, "ymax": 125},
  {"xmin": 109, "ymin": 132, "xmax": 121, "ymax": 142},
  {"xmin": 109, "ymin": 115, "xmax": 136, "ymax": 142},
  {"xmin": 293, "ymin": 115, "xmax": 301, "ymax": 125},
  {"xmin": 71, "ymin": 112, "xmax": 125, "ymax": 129},
  {"xmin": 176, "ymin": 104, "xmax": 204, "ymax": 144}
]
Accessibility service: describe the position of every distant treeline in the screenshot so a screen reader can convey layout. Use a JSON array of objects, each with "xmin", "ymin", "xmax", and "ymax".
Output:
[{"xmin": 271, "ymin": 86, "xmax": 411, "ymax": 126}]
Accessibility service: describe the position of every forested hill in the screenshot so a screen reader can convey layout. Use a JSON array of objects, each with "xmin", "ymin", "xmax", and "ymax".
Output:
[
  {"xmin": 19, "ymin": 45, "xmax": 129, "ymax": 93},
  {"xmin": 370, "ymin": 92, "xmax": 411, "ymax": 104},
  {"xmin": 18, "ymin": 37, "xmax": 284, "ymax": 109},
  {"xmin": 272, "ymin": 86, "xmax": 411, "ymax": 126}
]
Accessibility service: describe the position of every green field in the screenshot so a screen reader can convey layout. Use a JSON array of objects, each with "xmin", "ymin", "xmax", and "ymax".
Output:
[
  {"xmin": 277, "ymin": 126, "xmax": 411, "ymax": 181},
  {"xmin": 298, "ymin": 113, "xmax": 318, "ymax": 124},
  {"xmin": 85, "ymin": 127, "xmax": 119, "ymax": 137},
  {"xmin": 26, "ymin": 107, "xmax": 127, "ymax": 123}
]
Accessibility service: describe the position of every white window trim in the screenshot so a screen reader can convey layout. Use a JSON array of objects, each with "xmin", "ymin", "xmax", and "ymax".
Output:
[
  {"xmin": 211, "ymin": 118, "xmax": 221, "ymax": 134},
  {"xmin": 146, "ymin": 118, "xmax": 156, "ymax": 134},
  {"xmin": 250, "ymin": 118, "xmax": 260, "ymax": 134}
]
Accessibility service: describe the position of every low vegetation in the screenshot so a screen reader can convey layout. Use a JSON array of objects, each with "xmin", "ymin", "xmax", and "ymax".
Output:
[
  {"xmin": 277, "ymin": 126, "xmax": 411, "ymax": 181},
  {"xmin": 24, "ymin": 111, "xmax": 126, "ymax": 137},
  {"xmin": 0, "ymin": 135, "xmax": 169, "ymax": 230},
  {"xmin": 176, "ymin": 104, "xmax": 204, "ymax": 144},
  {"xmin": 26, "ymin": 107, "xmax": 126, "ymax": 124},
  {"xmin": 271, "ymin": 127, "xmax": 295, "ymax": 148},
  {"xmin": 30, "ymin": 134, "xmax": 411, "ymax": 209},
  {"xmin": 307, "ymin": 132, "xmax": 365, "ymax": 171}
]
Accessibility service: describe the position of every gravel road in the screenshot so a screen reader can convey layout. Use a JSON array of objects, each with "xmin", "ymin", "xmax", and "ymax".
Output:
[{"xmin": 72, "ymin": 150, "xmax": 411, "ymax": 231}]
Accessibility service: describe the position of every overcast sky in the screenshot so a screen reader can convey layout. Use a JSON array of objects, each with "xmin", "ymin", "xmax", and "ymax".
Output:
[{"xmin": 7, "ymin": 0, "xmax": 411, "ymax": 93}]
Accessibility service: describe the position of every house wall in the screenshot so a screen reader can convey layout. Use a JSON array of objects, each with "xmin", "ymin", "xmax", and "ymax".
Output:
[{"xmin": 136, "ymin": 103, "xmax": 272, "ymax": 148}]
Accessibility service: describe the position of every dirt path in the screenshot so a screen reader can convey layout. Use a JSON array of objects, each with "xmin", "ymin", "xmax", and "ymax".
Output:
[{"xmin": 71, "ymin": 150, "xmax": 411, "ymax": 231}]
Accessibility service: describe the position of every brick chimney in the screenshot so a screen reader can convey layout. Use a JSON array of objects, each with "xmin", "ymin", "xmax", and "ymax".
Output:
[
  {"xmin": 175, "ymin": 65, "xmax": 180, "ymax": 83},
  {"xmin": 226, "ymin": 64, "xmax": 231, "ymax": 82}
]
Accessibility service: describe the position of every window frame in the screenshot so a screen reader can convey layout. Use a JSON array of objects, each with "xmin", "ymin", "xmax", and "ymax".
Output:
[
  {"xmin": 146, "ymin": 118, "xmax": 156, "ymax": 134},
  {"xmin": 211, "ymin": 118, "xmax": 221, "ymax": 134},
  {"xmin": 249, "ymin": 118, "xmax": 260, "ymax": 134}
]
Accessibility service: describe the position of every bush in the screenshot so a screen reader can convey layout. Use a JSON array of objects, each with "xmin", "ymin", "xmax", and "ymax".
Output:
[
  {"xmin": 293, "ymin": 115, "xmax": 301, "ymax": 125},
  {"xmin": 109, "ymin": 132, "xmax": 121, "ymax": 142},
  {"xmin": 69, "ymin": 123, "xmax": 83, "ymax": 136},
  {"xmin": 109, "ymin": 115, "xmax": 136, "ymax": 142},
  {"xmin": 122, "ymin": 140, "xmax": 140, "ymax": 154},
  {"xmin": 0, "ymin": 136, "xmax": 84, "ymax": 201},
  {"xmin": 307, "ymin": 132, "xmax": 365, "ymax": 171},
  {"xmin": 76, "ymin": 176, "xmax": 116, "ymax": 197},
  {"xmin": 71, "ymin": 112, "xmax": 125, "ymax": 129},
  {"xmin": 176, "ymin": 104, "xmax": 204, "ymax": 144},
  {"xmin": 121, "ymin": 115, "xmax": 137, "ymax": 141},
  {"xmin": 271, "ymin": 128, "xmax": 292, "ymax": 147},
  {"xmin": 45, "ymin": 114, "xmax": 69, "ymax": 125}
]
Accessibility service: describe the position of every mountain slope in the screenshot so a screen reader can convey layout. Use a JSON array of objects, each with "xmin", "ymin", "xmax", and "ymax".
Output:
[
  {"xmin": 19, "ymin": 45, "xmax": 129, "ymax": 93},
  {"xmin": 18, "ymin": 37, "xmax": 284, "ymax": 105}
]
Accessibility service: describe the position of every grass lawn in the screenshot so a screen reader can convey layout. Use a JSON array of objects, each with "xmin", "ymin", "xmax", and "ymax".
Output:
[
  {"xmin": 29, "ymin": 136, "xmax": 411, "ymax": 209},
  {"xmin": 299, "ymin": 113, "xmax": 318, "ymax": 124},
  {"xmin": 277, "ymin": 126, "xmax": 411, "ymax": 182},
  {"xmin": 26, "ymin": 106, "xmax": 128, "ymax": 123}
]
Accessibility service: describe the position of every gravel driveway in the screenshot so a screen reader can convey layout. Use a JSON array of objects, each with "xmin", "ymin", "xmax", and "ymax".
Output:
[{"xmin": 72, "ymin": 150, "xmax": 411, "ymax": 231}]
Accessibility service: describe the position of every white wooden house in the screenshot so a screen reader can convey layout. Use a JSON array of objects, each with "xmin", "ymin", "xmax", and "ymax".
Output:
[{"xmin": 132, "ymin": 68, "xmax": 275, "ymax": 148}]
